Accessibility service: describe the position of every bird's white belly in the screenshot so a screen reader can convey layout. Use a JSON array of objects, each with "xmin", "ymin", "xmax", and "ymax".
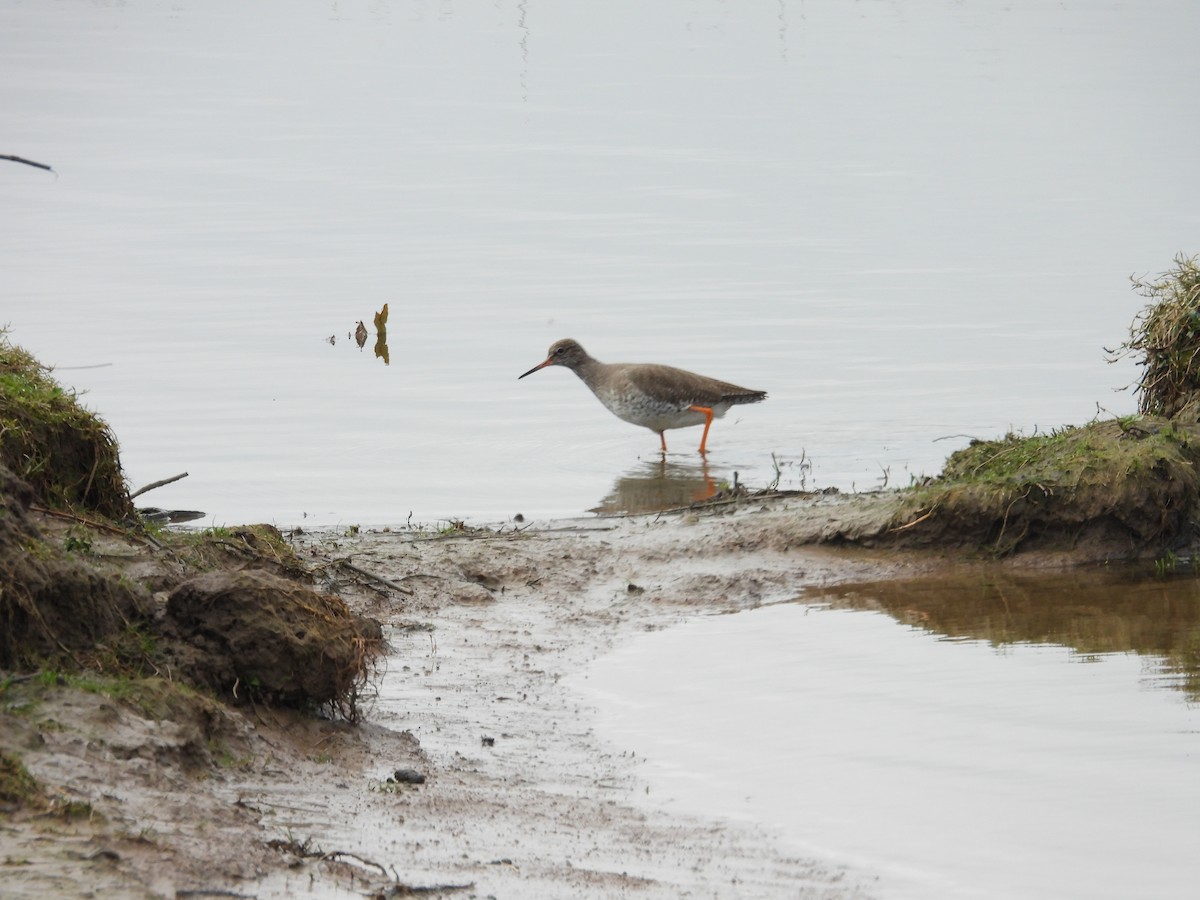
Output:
[{"xmin": 595, "ymin": 388, "xmax": 729, "ymax": 432}]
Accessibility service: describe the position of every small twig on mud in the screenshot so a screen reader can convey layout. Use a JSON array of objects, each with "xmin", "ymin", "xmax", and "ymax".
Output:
[
  {"xmin": 267, "ymin": 833, "xmax": 318, "ymax": 856},
  {"xmin": 506, "ymin": 524, "xmax": 618, "ymax": 534},
  {"xmin": 994, "ymin": 487, "xmax": 1034, "ymax": 551},
  {"xmin": 334, "ymin": 558, "xmax": 414, "ymax": 595},
  {"xmin": 131, "ymin": 471, "xmax": 189, "ymax": 499},
  {"xmin": 250, "ymin": 699, "xmax": 287, "ymax": 731},
  {"xmin": 212, "ymin": 539, "xmax": 256, "ymax": 558},
  {"xmin": 310, "ymin": 731, "xmax": 339, "ymax": 751},
  {"xmin": 30, "ymin": 504, "xmax": 133, "ymax": 537},
  {"xmin": 83, "ymin": 453, "xmax": 100, "ymax": 509},
  {"xmin": 82, "ymin": 847, "xmax": 121, "ymax": 861},
  {"xmin": 376, "ymin": 882, "xmax": 477, "ymax": 897},
  {"xmin": 646, "ymin": 489, "xmax": 800, "ymax": 519},
  {"xmin": 889, "ymin": 509, "xmax": 934, "ymax": 532},
  {"xmin": 140, "ymin": 529, "xmax": 167, "ymax": 550},
  {"xmin": 1, "ymin": 670, "xmax": 45, "ymax": 685},
  {"xmin": 320, "ymin": 849, "xmax": 390, "ymax": 877},
  {"xmin": 29, "ymin": 504, "xmax": 170, "ymax": 553}
]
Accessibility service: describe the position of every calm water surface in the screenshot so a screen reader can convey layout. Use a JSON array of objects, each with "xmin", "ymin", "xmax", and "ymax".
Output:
[
  {"xmin": 5, "ymin": 0, "xmax": 1198, "ymax": 524},
  {"xmin": 572, "ymin": 570, "xmax": 1200, "ymax": 899},
  {"xmin": 7, "ymin": 4, "xmax": 1200, "ymax": 895}
]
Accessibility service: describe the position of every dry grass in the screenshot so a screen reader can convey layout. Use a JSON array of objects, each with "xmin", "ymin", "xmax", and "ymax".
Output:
[{"xmin": 1109, "ymin": 253, "xmax": 1200, "ymax": 418}]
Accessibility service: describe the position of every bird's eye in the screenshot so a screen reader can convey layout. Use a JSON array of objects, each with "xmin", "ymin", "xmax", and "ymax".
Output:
[{"xmin": 554, "ymin": 347, "xmax": 565, "ymax": 355}]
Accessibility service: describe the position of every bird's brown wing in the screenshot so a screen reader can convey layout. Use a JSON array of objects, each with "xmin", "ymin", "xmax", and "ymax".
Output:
[{"xmin": 623, "ymin": 364, "xmax": 766, "ymax": 408}]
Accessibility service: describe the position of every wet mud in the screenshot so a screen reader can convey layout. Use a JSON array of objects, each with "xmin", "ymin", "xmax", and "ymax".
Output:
[{"xmin": 1, "ymin": 489, "xmax": 925, "ymax": 899}]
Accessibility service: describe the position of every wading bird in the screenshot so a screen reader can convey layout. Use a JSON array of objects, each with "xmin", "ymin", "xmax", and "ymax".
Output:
[{"xmin": 518, "ymin": 338, "xmax": 767, "ymax": 454}]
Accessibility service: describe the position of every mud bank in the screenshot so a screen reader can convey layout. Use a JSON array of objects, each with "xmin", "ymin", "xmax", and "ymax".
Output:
[
  {"xmin": 4, "ymin": 465, "xmax": 1197, "ymax": 899},
  {"xmin": 0, "ymin": 491, "xmax": 949, "ymax": 900}
]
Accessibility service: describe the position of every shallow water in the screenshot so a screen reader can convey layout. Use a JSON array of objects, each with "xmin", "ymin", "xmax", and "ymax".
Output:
[
  {"xmin": 5, "ymin": 0, "xmax": 1198, "ymax": 524},
  {"xmin": 572, "ymin": 569, "xmax": 1200, "ymax": 899},
  {"xmin": 6, "ymin": 5, "xmax": 1200, "ymax": 890}
]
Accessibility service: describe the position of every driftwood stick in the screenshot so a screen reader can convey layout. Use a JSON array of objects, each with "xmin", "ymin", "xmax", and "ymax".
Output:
[
  {"xmin": 29, "ymin": 505, "xmax": 170, "ymax": 556},
  {"xmin": 131, "ymin": 471, "xmax": 189, "ymax": 499},
  {"xmin": 30, "ymin": 504, "xmax": 131, "ymax": 537},
  {"xmin": 889, "ymin": 509, "xmax": 933, "ymax": 532},
  {"xmin": 336, "ymin": 558, "xmax": 414, "ymax": 595},
  {"xmin": 319, "ymin": 849, "xmax": 390, "ymax": 877},
  {"xmin": 1, "ymin": 154, "xmax": 54, "ymax": 172}
]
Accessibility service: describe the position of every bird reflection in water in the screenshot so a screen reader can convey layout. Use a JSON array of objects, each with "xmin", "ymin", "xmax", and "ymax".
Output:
[
  {"xmin": 591, "ymin": 457, "xmax": 727, "ymax": 515},
  {"xmin": 372, "ymin": 303, "xmax": 390, "ymax": 365}
]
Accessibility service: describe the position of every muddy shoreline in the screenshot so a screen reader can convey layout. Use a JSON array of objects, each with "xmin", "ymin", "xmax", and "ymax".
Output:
[{"xmin": 1, "ymin": 493, "xmax": 976, "ymax": 900}]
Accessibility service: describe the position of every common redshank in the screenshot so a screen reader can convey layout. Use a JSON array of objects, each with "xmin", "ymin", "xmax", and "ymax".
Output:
[{"xmin": 518, "ymin": 338, "xmax": 767, "ymax": 454}]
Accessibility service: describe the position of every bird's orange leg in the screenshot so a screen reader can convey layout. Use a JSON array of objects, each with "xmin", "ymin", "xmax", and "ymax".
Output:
[
  {"xmin": 689, "ymin": 405, "xmax": 715, "ymax": 454},
  {"xmin": 658, "ymin": 431, "xmax": 668, "ymax": 453}
]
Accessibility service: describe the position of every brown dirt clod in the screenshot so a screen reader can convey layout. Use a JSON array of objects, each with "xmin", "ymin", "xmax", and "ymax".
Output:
[{"xmin": 165, "ymin": 570, "xmax": 385, "ymax": 718}]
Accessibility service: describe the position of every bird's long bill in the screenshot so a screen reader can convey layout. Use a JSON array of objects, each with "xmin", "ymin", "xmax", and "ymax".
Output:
[{"xmin": 518, "ymin": 357, "xmax": 553, "ymax": 379}]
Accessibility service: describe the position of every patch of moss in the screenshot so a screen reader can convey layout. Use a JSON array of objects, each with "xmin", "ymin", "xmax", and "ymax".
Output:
[
  {"xmin": 29, "ymin": 669, "xmax": 215, "ymax": 724},
  {"xmin": 0, "ymin": 751, "xmax": 44, "ymax": 810},
  {"xmin": 169, "ymin": 524, "xmax": 307, "ymax": 576},
  {"xmin": 895, "ymin": 418, "xmax": 1200, "ymax": 555},
  {"xmin": 940, "ymin": 420, "xmax": 1191, "ymax": 487}
]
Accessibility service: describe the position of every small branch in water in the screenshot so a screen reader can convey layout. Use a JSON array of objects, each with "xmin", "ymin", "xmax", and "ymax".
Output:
[
  {"xmin": 131, "ymin": 471, "xmax": 189, "ymax": 499},
  {"xmin": 2, "ymin": 153, "xmax": 54, "ymax": 172}
]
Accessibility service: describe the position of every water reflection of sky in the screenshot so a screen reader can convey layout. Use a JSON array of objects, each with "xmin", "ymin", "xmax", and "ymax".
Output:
[{"xmin": 4, "ymin": 0, "xmax": 1198, "ymax": 525}]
